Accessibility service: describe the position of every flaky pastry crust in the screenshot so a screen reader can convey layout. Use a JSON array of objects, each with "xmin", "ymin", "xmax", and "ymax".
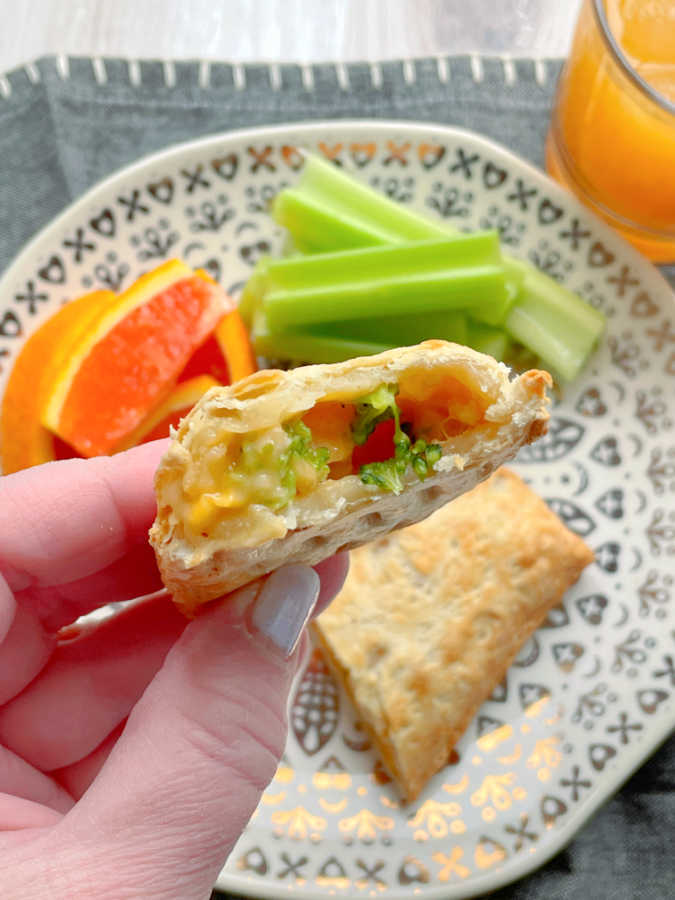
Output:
[{"xmin": 150, "ymin": 342, "xmax": 551, "ymax": 615}]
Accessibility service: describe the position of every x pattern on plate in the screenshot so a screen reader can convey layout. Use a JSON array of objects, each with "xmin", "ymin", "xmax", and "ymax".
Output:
[{"xmin": 0, "ymin": 129, "xmax": 672, "ymax": 898}]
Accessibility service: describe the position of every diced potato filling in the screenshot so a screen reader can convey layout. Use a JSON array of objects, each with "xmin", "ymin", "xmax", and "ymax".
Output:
[
  {"xmin": 301, "ymin": 402, "xmax": 355, "ymax": 463},
  {"xmin": 183, "ymin": 370, "xmax": 490, "ymax": 530},
  {"xmin": 397, "ymin": 369, "xmax": 486, "ymax": 440}
]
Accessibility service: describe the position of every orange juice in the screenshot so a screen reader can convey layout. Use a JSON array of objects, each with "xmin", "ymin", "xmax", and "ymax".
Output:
[{"xmin": 546, "ymin": 0, "xmax": 675, "ymax": 262}]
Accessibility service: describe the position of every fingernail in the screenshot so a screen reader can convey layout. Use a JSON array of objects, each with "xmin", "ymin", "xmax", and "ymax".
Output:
[{"xmin": 251, "ymin": 565, "xmax": 320, "ymax": 658}]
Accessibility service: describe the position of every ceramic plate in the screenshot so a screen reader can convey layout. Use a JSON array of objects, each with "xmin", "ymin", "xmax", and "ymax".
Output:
[{"xmin": 0, "ymin": 122, "xmax": 673, "ymax": 899}]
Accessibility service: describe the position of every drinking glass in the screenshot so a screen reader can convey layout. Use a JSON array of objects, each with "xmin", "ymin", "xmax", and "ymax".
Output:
[{"xmin": 546, "ymin": 0, "xmax": 675, "ymax": 262}]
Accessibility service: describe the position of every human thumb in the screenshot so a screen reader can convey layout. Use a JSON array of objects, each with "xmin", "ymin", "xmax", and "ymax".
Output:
[{"xmin": 60, "ymin": 564, "xmax": 320, "ymax": 899}]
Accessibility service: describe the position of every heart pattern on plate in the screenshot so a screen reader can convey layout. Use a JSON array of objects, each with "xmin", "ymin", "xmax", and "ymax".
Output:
[{"xmin": 0, "ymin": 123, "xmax": 673, "ymax": 899}]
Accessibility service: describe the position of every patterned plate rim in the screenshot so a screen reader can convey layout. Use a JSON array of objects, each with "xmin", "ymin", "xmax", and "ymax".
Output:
[
  {"xmin": 1, "ymin": 120, "xmax": 673, "ymax": 304},
  {"xmin": 222, "ymin": 731, "xmax": 673, "ymax": 900},
  {"xmin": 0, "ymin": 121, "xmax": 673, "ymax": 900}
]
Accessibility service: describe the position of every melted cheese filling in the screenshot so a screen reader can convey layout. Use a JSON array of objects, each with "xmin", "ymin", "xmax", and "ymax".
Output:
[{"xmin": 172, "ymin": 369, "xmax": 492, "ymax": 551}]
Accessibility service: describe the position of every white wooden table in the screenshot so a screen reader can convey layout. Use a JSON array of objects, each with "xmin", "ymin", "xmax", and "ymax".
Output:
[{"xmin": 0, "ymin": 0, "xmax": 581, "ymax": 74}]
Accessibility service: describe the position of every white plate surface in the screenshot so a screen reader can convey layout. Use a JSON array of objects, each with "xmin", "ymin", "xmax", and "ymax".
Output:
[{"xmin": 0, "ymin": 121, "xmax": 673, "ymax": 899}]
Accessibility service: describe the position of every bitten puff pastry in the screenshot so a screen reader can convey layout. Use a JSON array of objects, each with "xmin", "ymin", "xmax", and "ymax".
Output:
[{"xmin": 150, "ymin": 341, "xmax": 550, "ymax": 616}]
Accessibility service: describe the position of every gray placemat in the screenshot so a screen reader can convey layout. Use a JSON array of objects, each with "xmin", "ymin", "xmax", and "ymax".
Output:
[{"xmin": 0, "ymin": 54, "xmax": 672, "ymax": 900}]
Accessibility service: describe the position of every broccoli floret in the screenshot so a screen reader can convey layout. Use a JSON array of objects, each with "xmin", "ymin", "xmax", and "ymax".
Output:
[
  {"xmin": 235, "ymin": 420, "xmax": 329, "ymax": 512},
  {"xmin": 351, "ymin": 383, "xmax": 400, "ymax": 445},
  {"xmin": 360, "ymin": 459, "xmax": 406, "ymax": 494},
  {"xmin": 360, "ymin": 435, "xmax": 442, "ymax": 495},
  {"xmin": 410, "ymin": 439, "xmax": 442, "ymax": 480},
  {"xmin": 284, "ymin": 419, "xmax": 330, "ymax": 476},
  {"xmin": 359, "ymin": 434, "xmax": 408, "ymax": 495},
  {"xmin": 353, "ymin": 384, "xmax": 443, "ymax": 494}
]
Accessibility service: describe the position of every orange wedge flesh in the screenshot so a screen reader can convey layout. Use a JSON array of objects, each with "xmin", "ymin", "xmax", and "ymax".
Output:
[
  {"xmin": 0, "ymin": 290, "xmax": 114, "ymax": 474},
  {"xmin": 119, "ymin": 375, "xmax": 218, "ymax": 449},
  {"xmin": 215, "ymin": 309, "xmax": 257, "ymax": 382},
  {"xmin": 141, "ymin": 406, "xmax": 194, "ymax": 444},
  {"xmin": 53, "ymin": 436, "xmax": 83, "ymax": 461},
  {"xmin": 178, "ymin": 334, "xmax": 231, "ymax": 384},
  {"xmin": 44, "ymin": 268, "xmax": 230, "ymax": 457},
  {"xmin": 178, "ymin": 308, "xmax": 257, "ymax": 385},
  {"xmin": 43, "ymin": 259, "xmax": 194, "ymax": 433}
]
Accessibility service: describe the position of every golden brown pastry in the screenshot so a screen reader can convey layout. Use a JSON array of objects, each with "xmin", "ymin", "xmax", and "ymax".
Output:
[
  {"xmin": 150, "ymin": 341, "xmax": 550, "ymax": 615},
  {"xmin": 313, "ymin": 468, "xmax": 594, "ymax": 802}
]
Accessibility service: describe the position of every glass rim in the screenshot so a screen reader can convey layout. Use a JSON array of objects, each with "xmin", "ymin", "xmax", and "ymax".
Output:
[{"xmin": 593, "ymin": 0, "xmax": 675, "ymax": 116}]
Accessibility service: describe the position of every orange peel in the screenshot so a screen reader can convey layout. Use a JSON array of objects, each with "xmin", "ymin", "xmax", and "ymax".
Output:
[
  {"xmin": 119, "ymin": 374, "xmax": 218, "ymax": 449},
  {"xmin": 0, "ymin": 289, "xmax": 114, "ymax": 473},
  {"xmin": 215, "ymin": 309, "xmax": 257, "ymax": 382},
  {"xmin": 42, "ymin": 260, "xmax": 231, "ymax": 457}
]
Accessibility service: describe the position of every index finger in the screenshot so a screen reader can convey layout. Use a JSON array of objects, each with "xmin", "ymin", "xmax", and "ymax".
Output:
[{"xmin": 0, "ymin": 440, "xmax": 167, "ymax": 591}]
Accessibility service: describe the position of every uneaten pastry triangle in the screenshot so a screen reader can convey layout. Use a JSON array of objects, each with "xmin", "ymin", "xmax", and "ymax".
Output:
[{"xmin": 313, "ymin": 468, "xmax": 594, "ymax": 802}]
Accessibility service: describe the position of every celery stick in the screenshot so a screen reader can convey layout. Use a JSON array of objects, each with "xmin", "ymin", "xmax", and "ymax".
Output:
[
  {"xmin": 273, "ymin": 190, "xmax": 394, "ymax": 252},
  {"xmin": 469, "ymin": 260, "xmax": 523, "ymax": 326},
  {"xmin": 505, "ymin": 262, "xmax": 605, "ymax": 380},
  {"xmin": 508, "ymin": 258, "xmax": 606, "ymax": 335},
  {"xmin": 466, "ymin": 320, "xmax": 511, "ymax": 360},
  {"xmin": 276, "ymin": 154, "xmax": 606, "ymax": 374},
  {"xmin": 505, "ymin": 306, "xmax": 584, "ymax": 381},
  {"xmin": 265, "ymin": 267, "xmax": 506, "ymax": 332},
  {"xmin": 466, "ymin": 276, "xmax": 520, "ymax": 326},
  {"xmin": 260, "ymin": 236, "xmax": 506, "ymax": 331},
  {"xmin": 263, "ymin": 232, "xmax": 501, "ymax": 290},
  {"xmin": 309, "ymin": 310, "xmax": 468, "ymax": 347},
  {"xmin": 296, "ymin": 154, "xmax": 448, "ymax": 244},
  {"xmin": 238, "ymin": 259, "xmax": 269, "ymax": 327},
  {"xmin": 252, "ymin": 311, "xmax": 393, "ymax": 364},
  {"xmin": 255, "ymin": 331, "xmax": 393, "ymax": 364}
]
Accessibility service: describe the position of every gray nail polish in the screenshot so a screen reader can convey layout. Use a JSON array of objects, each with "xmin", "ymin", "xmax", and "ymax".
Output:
[{"xmin": 251, "ymin": 565, "xmax": 320, "ymax": 657}]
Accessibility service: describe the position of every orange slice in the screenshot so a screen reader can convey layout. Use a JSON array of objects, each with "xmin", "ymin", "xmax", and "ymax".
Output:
[
  {"xmin": 178, "ymin": 334, "xmax": 231, "ymax": 384},
  {"xmin": 178, "ymin": 308, "xmax": 257, "ymax": 385},
  {"xmin": 119, "ymin": 375, "xmax": 218, "ymax": 448},
  {"xmin": 53, "ymin": 436, "xmax": 83, "ymax": 461},
  {"xmin": 43, "ymin": 260, "xmax": 231, "ymax": 457},
  {"xmin": 43, "ymin": 259, "xmax": 193, "ymax": 431},
  {"xmin": 216, "ymin": 309, "xmax": 257, "ymax": 382},
  {"xmin": 0, "ymin": 289, "xmax": 114, "ymax": 474}
]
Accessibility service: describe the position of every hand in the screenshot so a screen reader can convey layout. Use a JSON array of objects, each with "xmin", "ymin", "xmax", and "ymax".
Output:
[{"xmin": 0, "ymin": 442, "xmax": 348, "ymax": 899}]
